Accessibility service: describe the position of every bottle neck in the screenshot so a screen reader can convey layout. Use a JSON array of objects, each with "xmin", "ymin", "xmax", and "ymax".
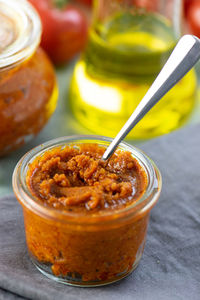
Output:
[{"xmin": 85, "ymin": 1, "xmax": 179, "ymax": 82}]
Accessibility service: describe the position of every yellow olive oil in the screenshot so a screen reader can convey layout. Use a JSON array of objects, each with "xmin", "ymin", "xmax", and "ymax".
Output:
[{"xmin": 70, "ymin": 12, "xmax": 197, "ymax": 139}]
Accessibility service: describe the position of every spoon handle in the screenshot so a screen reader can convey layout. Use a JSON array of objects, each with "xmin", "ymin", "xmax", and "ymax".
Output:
[{"xmin": 102, "ymin": 35, "xmax": 200, "ymax": 161}]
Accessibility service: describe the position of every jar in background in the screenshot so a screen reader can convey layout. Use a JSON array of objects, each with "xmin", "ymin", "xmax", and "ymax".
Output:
[
  {"xmin": 69, "ymin": 0, "xmax": 197, "ymax": 140},
  {"xmin": 0, "ymin": 0, "xmax": 58, "ymax": 156},
  {"xmin": 12, "ymin": 135, "xmax": 162, "ymax": 286}
]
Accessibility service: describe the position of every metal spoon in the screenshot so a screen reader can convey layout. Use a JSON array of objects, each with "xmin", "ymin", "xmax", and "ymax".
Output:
[{"xmin": 102, "ymin": 35, "xmax": 200, "ymax": 161}]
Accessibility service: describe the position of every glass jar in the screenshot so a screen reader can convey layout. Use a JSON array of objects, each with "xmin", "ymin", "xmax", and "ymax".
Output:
[
  {"xmin": 12, "ymin": 135, "xmax": 162, "ymax": 286},
  {"xmin": 0, "ymin": 0, "xmax": 58, "ymax": 156},
  {"xmin": 69, "ymin": 0, "xmax": 197, "ymax": 140}
]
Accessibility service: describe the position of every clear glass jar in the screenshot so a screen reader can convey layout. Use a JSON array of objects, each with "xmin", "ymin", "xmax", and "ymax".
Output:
[
  {"xmin": 69, "ymin": 0, "xmax": 197, "ymax": 140},
  {"xmin": 0, "ymin": 0, "xmax": 58, "ymax": 156},
  {"xmin": 13, "ymin": 135, "xmax": 162, "ymax": 287}
]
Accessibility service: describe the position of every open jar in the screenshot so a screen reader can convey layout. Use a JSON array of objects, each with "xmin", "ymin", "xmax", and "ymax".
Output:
[
  {"xmin": 13, "ymin": 135, "xmax": 162, "ymax": 286},
  {"xmin": 0, "ymin": 0, "xmax": 58, "ymax": 156}
]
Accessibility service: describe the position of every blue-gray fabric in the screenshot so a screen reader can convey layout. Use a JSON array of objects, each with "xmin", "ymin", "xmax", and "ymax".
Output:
[{"xmin": 0, "ymin": 124, "xmax": 200, "ymax": 300}]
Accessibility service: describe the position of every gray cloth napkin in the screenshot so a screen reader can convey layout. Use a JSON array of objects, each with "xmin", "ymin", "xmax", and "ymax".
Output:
[{"xmin": 0, "ymin": 124, "xmax": 200, "ymax": 300}]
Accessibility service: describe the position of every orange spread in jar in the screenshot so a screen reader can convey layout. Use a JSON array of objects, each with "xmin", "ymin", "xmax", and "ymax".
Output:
[
  {"xmin": 0, "ymin": 48, "xmax": 57, "ymax": 155},
  {"xmin": 25, "ymin": 144, "xmax": 148, "ymax": 283},
  {"xmin": 0, "ymin": 0, "xmax": 58, "ymax": 156},
  {"xmin": 28, "ymin": 144, "xmax": 147, "ymax": 212}
]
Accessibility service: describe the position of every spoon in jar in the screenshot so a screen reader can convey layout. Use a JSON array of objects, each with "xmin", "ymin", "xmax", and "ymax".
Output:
[{"xmin": 101, "ymin": 35, "xmax": 200, "ymax": 161}]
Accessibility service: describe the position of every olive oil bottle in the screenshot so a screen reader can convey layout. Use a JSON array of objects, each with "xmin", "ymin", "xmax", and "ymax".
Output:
[{"xmin": 70, "ymin": 6, "xmax": 197, "ymax": 139}]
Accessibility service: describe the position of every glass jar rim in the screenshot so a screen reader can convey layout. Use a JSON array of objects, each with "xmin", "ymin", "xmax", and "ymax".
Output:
[
  {"xmin": 12, "ymin": 135, "xmax": 162, "ymax": 225},
  {"xmin": 0, "ymin": 0, "xmax": 41, "ymax": 68}
]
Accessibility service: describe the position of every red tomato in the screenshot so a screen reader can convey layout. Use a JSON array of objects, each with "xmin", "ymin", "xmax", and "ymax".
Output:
[
  {"xmin": 184, "ymin": 0, "xmax": 193, "ymax": 16},
  {"xmin": 76, "ymin": 0, "xmax": 92, "ymax": 6},
  {"xmin": 29, "ymin": 0, "xmax": 88, "ymax": 65},
  {"xmin": 187, "ymin": 0, "xmax": 200, "ymax": 38}
]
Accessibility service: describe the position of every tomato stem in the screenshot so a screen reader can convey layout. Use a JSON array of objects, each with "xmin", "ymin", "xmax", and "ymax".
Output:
[{"xmin": 53, "ymin": 0, "xmax": 69, "ymax": 9}]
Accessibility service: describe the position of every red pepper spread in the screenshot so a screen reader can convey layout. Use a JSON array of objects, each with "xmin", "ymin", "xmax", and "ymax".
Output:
[
  {"xmin": 25, "ymin": 143, "xmax": 149, "ymax": 283},
  {"xmin": 28, "ymin": 144, "xmax": 147, "ymax": 212}
]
